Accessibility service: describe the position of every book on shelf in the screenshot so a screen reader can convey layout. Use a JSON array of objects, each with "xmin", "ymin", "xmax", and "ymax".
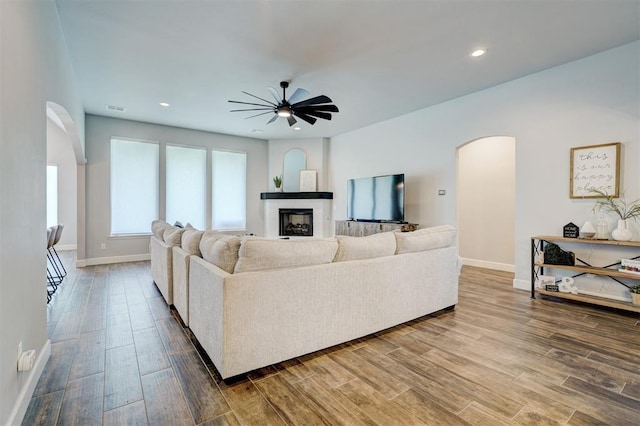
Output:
[{"xmin": 618, "ymin": 259, "xmax": 640, "ymax": 275}]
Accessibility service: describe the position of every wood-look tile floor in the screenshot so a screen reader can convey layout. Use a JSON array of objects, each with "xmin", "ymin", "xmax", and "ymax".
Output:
[{"xmin": 24, "ymin": 254, "xmax": 640, "ymax": 425}]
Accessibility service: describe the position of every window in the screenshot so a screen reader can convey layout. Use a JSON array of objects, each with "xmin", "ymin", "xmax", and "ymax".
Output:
[
  {"xmin": 46, "ymin": 164, "xmax": 58, "ymax": 228},
  {"xmin": 110, "ymin": 138, "xmax": 159, "ymax": 234},
  {"xmin": 166, "ymin": 145, "xmax": 206, "ymax": 229},
  {"xmin": 212, "ymin": 150, "xmax": 246, "ymax": 230}
]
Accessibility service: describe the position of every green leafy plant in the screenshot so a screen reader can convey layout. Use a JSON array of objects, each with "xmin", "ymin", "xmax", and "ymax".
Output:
[
  {"xmin": 630, "ymin": 284, "xmax": 640, "ymax": 294},
  {"xmin": 590, "ymin": 189, "xmax": 640, "ymax": 221},
  {"xmin": 273, "ymin": 175, "xmax": 282, "ymax": 188}
]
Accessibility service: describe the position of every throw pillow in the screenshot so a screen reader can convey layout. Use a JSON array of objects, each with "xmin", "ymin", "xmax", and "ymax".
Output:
[
  {"xmin": 234, "ymin": 238, "xmax": 338, "ymax": 273},
  {"xmin": 395, "ymin": 225, "xmax": 456, "ymax": 254},
  {"xmin": 163, "ymin": 225, "xmax": 186, "ymax": 246},
  {"xmin": 334, "ymin": 232, "xmax": 396, "ymax": 262}
]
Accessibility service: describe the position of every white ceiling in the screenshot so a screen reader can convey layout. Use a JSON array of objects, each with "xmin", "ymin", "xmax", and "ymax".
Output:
[{"xmin": 56, "ymin": 0, "xmax": 640, "ymax": 141}]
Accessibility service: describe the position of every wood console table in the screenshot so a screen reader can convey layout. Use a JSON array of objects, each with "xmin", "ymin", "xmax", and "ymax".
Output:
[{"xmin": 531, "ymin": 236, "xmax": 640, "ymax": 313}]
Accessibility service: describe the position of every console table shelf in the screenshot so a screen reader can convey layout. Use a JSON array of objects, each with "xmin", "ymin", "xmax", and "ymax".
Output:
[
  {"xmin": 534, "ymin": 288, "xmax": 640, "ymax": 313},
  {"xmin": 531, "ymin": 236, "xmax": 640, "ymax": 314}
]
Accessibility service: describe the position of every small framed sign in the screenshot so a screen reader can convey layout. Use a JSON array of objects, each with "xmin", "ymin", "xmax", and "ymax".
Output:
[
  {"xmin": 563, "ymin": 222, "xmax": 579, "ymax": 239},
  {"xmin": 299, "ymin": 170, "xmax": 317, "ymax": 192},
  {"xmin": 537, "ymin": 275, "xmax": 556, "ymax": 290}
]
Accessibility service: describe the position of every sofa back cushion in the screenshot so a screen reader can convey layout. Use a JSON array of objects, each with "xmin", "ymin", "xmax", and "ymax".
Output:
[
  {"xmin": 334, "ymin": 232, "xmax": 396, "ymax": 262},
  {"xmin": 181, "ymin": 229, "xmax": 204, "ymax": 256},
  {"xmin": 199, "ymin": 231, "xmax": 241, "ymax": 273},
  {"xmin": 163, "ymin": 225, "xmax": 186, "ymax": 246},
  {"xmin": 395, "ymin": 225, "xmax": 456, "ymax": 254},
  {"xmin": 151, "ymin": 219, "xmax": 169, "ymax": 239},
  {"xmin": 234, "ymin": 238, "xmax": 339, "ymax": 273}
]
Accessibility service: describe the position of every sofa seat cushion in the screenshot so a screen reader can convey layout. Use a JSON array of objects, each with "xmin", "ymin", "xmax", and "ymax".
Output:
[
  {"xmin": 200, "ymin": 231, "xmax": 241, "ymax": 274},
  {"xmin": 181, "ymin": 229, "xmax": 204, "ymax": 256},
  {"xmin": 395, "ymin": 225, "xmax": 456, "ymax": 254},
  {"xmin": 234, "ymin": 238, "xmax": 338, "ymax": 273},
  {"xmin": 334, "ymin": 232, "xmax": 396, "ymax": 262}
]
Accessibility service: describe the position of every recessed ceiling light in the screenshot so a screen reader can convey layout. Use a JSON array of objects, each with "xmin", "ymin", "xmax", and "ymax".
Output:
[
  {"xmin": 294, "ymin": 127, "xmax": 301, "ymax": 130},
  {"xmin": 251, "ymin": 129, "xmax": 263, "ymax": 133},
  {"xmin": 159, "ymin": 102, "xmax": 170, "ymax": 107},
  {"xmin": 471, "ymin": 49, "xmax": 486, "ymax": 57}
]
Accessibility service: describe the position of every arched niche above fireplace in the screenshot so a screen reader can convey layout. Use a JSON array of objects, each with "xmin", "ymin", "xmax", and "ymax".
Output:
[{"xmin": 282, "ymin": 148, "xmax": 306, "ymax": 192}]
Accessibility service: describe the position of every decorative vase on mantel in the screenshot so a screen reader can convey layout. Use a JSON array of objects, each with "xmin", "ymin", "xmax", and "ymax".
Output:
[{"xmin": 611, "ymin": 219, "xmax": 632, "ymax": 241}]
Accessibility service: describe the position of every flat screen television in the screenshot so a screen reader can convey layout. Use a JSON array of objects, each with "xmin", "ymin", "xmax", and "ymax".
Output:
[{"xmin": 347, "ymin": 173, "xmax": 405, "ymax": 223}]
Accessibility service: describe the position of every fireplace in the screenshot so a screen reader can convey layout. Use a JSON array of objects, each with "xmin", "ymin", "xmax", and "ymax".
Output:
[{"xmin": 279, "ymin": 209, "xmax": 313, "ymax": 237}]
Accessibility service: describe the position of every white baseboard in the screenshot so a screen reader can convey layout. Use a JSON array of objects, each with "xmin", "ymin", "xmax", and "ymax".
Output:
[
  {"xmin": 461, "ymin": 258, "xmax": 515, "ymax": 273},
  {"xmin": 56, "ymin": 244, "xmax": 77, "ymax": 251},
  {"xmin": 8, "ymin": 339, "xmax": 51, "ymax": 426},
  {"xmin": 76, "ymin": 253, "xmax": 150, "ymax": 267},
  {"xmin": 513, "ymin": 278, "xmax": 530, "ymax": 291}
]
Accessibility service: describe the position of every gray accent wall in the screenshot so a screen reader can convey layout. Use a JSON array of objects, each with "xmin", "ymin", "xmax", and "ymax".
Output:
[
  {"xmin": 83, "ymin": 115, "xmax": 268, "ymax": 263},
  {"xmin": 0, "ymin": 1, "xmax": 85, "ymax": 424}
]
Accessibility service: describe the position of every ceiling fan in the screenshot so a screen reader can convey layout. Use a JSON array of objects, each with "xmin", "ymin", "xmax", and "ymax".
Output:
[{"xmin": 228, "ymin": 81, "xmax": 339, "ymax": 127}]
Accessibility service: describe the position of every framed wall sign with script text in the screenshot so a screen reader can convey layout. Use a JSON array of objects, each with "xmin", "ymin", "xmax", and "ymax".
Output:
[{"xmin": 570, "ymin": 142, "xmax": 620, "ymax": 199}]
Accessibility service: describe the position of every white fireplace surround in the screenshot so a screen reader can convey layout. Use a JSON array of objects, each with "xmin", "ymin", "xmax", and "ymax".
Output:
[{"xmin": 263, "ymin": 196, "xmax": 332, "ymax": 238}]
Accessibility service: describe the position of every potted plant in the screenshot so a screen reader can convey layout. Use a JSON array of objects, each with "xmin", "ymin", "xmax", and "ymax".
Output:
[
  {"xmin": 630, "ymin": 284, "xmax": 640, "ymax": 305},
  {"xmin": 590, "ymin": 189, "xmax": 640, "ymax": 241},
  {"xmin": 273, "ymin": 175, "xmax": 283, "ymax": 192}
]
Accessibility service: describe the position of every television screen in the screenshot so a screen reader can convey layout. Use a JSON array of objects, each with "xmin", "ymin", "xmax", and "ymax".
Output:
[{"xmin": 347, "ymin": 174, "xmax": 405, "ymax": 222}]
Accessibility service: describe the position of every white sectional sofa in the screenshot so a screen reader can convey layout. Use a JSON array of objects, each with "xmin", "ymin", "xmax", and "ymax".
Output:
[
  {"xmin": 187, "ymin": 225, "xmax": 461, "ymax": 379},
  {"xmin": 150, "ymin": 220, "xmax": 187, "ymax": 305}
]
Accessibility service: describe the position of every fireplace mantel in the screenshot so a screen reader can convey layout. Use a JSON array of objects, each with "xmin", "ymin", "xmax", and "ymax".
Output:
[{"xmin": 260, "ymin": 192, "xmax": 333, "ymax": 200}]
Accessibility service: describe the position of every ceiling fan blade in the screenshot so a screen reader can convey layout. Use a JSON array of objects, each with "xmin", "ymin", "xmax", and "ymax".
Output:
[
  {"xmin": 267, "ymin": 86, "xmax": 281, "ymax": 103},
  {"xmin": 244, "ymin": 111, "xmax": 274, "ymax": 119},
  {"xmin": 266, "ymin": 115, "xmax": 278, "ymax": 124},
  {"xmin": 297, "ymin": 110, "xmax": 332, "ymax": 121},
  {"xmin": 228, "ymin": 100, "xmax": 273, "ymax": 108},
  {"xmin": 230, "ymin": 107, "xmax": 274, "ymax": 112},
  {"xmin": 287, "ymin": 88, "xmax": 310, "ymax": 104},
  {"xmin": 291, "ymin": 95, "xmax": 332, "ymax": 108},
  {"xmin": 296, "ymin": 104, "xmax": 339, "ymax": 113},
  {"xmin": 287, "ymin": 115, "xmax": 297, "ymax": 127},
  {"xmin": 241, "ymin": 91, "xmax": 277, "ymax": 106},
  {"xmin": 292, "ymin": 111, "xmax": 317, "ymax": 125}
]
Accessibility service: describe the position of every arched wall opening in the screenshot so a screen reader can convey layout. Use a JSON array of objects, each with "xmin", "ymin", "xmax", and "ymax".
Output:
[
  {"xmin": 456, "ymin": 136, "xmax": 516, "ymax": 272},
  {"xmin": 46, "ymin": 102, "xmax": 86, "ymax": 263}
]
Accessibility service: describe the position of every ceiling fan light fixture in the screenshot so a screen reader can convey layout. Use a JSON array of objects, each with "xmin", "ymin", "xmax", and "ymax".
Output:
[{"xmin": 276, "ymin": 106, "xmax": 292, "ymax": 117}]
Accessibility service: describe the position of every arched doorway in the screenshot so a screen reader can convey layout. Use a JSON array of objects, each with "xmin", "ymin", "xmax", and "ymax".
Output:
[
  {"xmin": 456, "ymin": 136, "xmax": 516, "ymax": 272},
  {"xmin": 46, "ymin": 102, "xmax": 86, "ymax": 263}
]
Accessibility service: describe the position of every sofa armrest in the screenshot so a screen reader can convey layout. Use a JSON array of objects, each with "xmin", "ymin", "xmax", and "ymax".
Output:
[{"xmin": 188, "ymin": 256, "xmax": 229, "ymax": 371}]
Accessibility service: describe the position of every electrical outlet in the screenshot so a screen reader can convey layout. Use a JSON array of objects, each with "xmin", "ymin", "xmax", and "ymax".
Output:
[
  {"xmin": 438, "ymin": 190, "xmax": 446, "ymax": 196},
  {"xmin": 100, "ymin": 243, "xmax": 106, "ymax": 249}
]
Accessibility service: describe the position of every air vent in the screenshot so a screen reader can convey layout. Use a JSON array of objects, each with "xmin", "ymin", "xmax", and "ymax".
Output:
[{"xmin": 105, "ymin": 104, "xmax": 126, "ymax": 112}]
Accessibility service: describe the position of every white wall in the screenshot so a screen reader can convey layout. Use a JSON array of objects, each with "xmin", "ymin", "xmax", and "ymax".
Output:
[
  {"xmin": 268, "ymin": 138, "xmax": 330, "ymax": 191},
  {"xmin": 330, "ymin": 41, "xmax": 639, "ymax": 291},
  {"xmin": 83, "ymin": 115, "xmax": 268, "ymax": 263},
  {"xmin": 46, "ymin": 117, "xmax": 78, "ymax": 248},
  {"xmin": 0, "ymin": 1, "xmax": 85, "ymax": 424},
  {"xmin": 457, "ymin": 136, "xmax": 515, "ymax": 271}
]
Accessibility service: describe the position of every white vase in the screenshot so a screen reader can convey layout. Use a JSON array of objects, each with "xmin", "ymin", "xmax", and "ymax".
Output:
[{"xmin": 611, "ymin": 219, "xmax": 632, "ymax": 241}]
